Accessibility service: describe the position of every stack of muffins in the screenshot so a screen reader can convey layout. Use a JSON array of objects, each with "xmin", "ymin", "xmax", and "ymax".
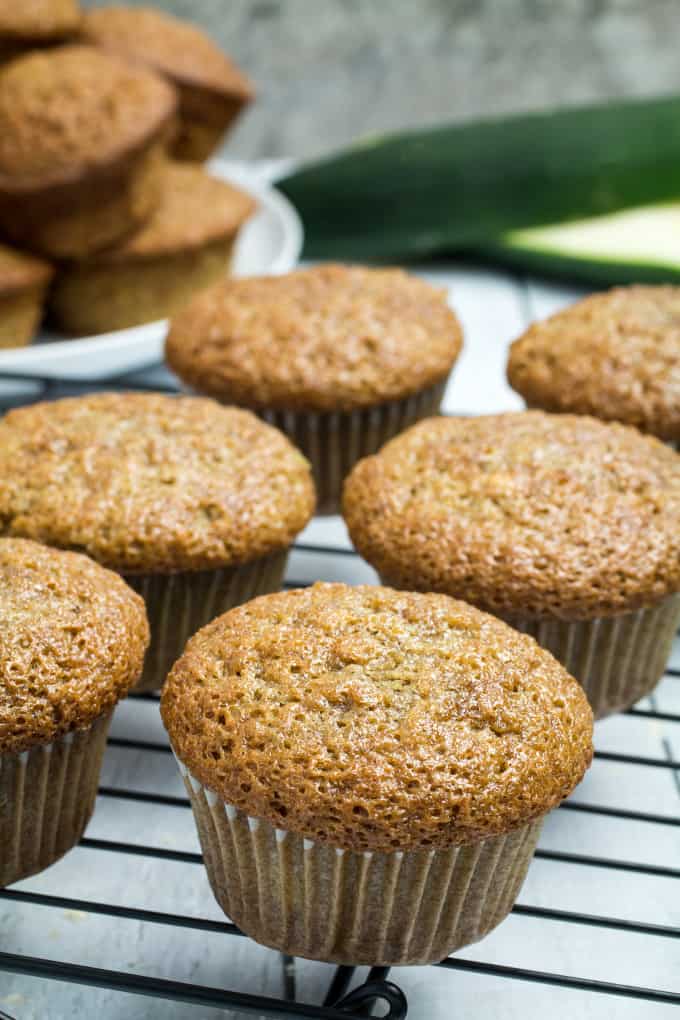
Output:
[{"xmin": 0, "ymin": 2, "xmax": 256, "ymax": 348}]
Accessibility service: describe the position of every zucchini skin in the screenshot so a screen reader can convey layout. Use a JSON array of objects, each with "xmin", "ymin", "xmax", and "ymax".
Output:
[{"xmin": 279, "ymin": 95, "xmax": 680, "ymax": 260}]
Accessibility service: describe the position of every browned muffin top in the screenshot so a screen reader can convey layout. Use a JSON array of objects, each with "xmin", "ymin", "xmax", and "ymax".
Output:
[
  {"xmin": 0, "ymin": 537, "xmax": 148, "ymax": 755},
  {"xmin": 165, "ymin": 264, "xmax": 463, "ymax": 412},
  {"xmin": 0, "ymin": 393, "xmax": 315, "ymax": 574},
  {"xmin": 0, "ymin": 45, "xmax": 176, "ymax": 187},
  {"xmin": 0, "ymin": 0, "xmax": 81, "ymax": 41},
  {"xmin": 0, "ymin": 243, "xmax": 52, "ymax": 294},
  {"xmin": 508, "ymin": 286, "xmax": 680, "ymax": 441},
  {"xmin": 88, "ymin": 162, "xmax": 256, "ymax": 264},
  {"xmin": 343, "ymin": 412, "xmax": 680, "ymax": 620},
  {"xmin": 81, "ymin": 5, "xmax": 253, "ymax": 100},
  {"xmin": 162, "ymin": 583, "xmax": 593, "ymax": 852}
]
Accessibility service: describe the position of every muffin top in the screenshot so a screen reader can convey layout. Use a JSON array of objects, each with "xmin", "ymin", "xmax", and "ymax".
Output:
[
  {"xmin": 0, "ymin": 0, "xmax": 81, "ymax": 41},
  {"xmin": 0, "ymin": 45, "xmax": 176, "ymax": 189},
  {"xmin": 0, "ymin": 538, "xmax": 148, "ymax": 755},
  {"xmin": 165, "ymin": 264, "xmax": 463, "ymax": 412},
  {"xmin": 0, "ymin": 243, "xmax": 52, "ymax": 294},
  {"xmin": 81, "ymin": 5, "xmax": 254, "ymax": 101},
  {"xmin": 0, "ymin": 393, "xmax": 315, "ymax": 574},
  {"xmin": 508, "ymin": 286, "xmax": 680, "ymax": 441},
  {"xmin": 343, "ymin": 412, "xmax": 680, "ymax": 620},
  {"xmin": 88, "ymin": 162, "xmax": 256, "ymax": 264},
  {"xmin": 162, "ymin": 583, "xmax": 593, "ymax": 852}
]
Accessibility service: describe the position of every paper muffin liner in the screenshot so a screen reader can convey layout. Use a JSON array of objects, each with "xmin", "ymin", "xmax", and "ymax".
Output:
[
  {"xmin": 176, "ymin": 762, "xmax": 543, "ymax": 966},
  {"xmin": 126, "ymin": 550, "xmax": 289, "ymax": 692},
  {"xmin": 505, "ymin": 594, "xmax": 680, "ymax": 719},
  {"xmin": 259, "ymin": 378, "xmax": 449, "ymax": 514},
  {"xmin": 0, "ymin": 713, "xmax": 111, "ymax": 888}
]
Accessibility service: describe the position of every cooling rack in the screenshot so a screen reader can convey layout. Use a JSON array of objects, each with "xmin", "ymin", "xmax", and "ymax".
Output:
[{"xmin": 1, "ymin": 264, "xmax": 679, "ymax": 1019}]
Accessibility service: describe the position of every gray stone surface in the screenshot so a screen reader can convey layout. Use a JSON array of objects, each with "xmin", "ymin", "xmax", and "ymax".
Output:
[{"xmin": 82, "ymin": 0, "xmax": 680, "ymax": 161}]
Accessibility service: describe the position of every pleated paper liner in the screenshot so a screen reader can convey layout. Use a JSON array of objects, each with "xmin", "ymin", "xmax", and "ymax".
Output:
[
  {"xmin": 0, "ymin": 713, "xmax": 111, "ymax": 888},
  {"xmin": 127, "ymin": 549, "xmax": 288, "ymax": 692},
  {"xmin": 176, "ymin": 761, "xmax": 543, "ymax": 966}
]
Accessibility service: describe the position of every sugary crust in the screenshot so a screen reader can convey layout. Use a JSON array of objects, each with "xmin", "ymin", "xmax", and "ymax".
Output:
[
  {"xmin": 508, "ymin": 286, "xmax": 680, "ymax": 440},
  {"xmin": 161, "ymin": 583, "xmax": 593, "ymax": 852},
  {"xmin": 165, "ymin": 264, "xmax": 463, "ymax": 412},
  {"xmin": 0, "ymin": 538, "xmax": 148, "ymax": 754},
  {"xmin": 0, "ymin": 393, "xmax": 315, "ymax": 573},
  {"xmin": 0, "ymin": 0, "xmax": 81, "ymax": 41},
  {"xmin": 0, "ymin": 243, "xmax": 53, "ymax": 295},
  {"xmin": 342, "ymin": 412, "xmax": 680, "ymax": 620},
  {"xmin": 81, "ymin": 6, "xmax": 254, "ymax": 100}
]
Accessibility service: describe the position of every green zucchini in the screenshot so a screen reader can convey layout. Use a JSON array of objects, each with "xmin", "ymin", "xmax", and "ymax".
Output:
[
  {"xmin": 479, "ymin": 203, "xmax": 680, "ymax": 285},
  {"xmin": 278, "ymin": 95, "xmax": 680, "ymax": 261}
]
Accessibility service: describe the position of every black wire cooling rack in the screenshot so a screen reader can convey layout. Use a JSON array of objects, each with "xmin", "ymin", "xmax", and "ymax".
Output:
[{"xmin": 0, "ymin": 367, "xmax": 679, "ymax": 1019}]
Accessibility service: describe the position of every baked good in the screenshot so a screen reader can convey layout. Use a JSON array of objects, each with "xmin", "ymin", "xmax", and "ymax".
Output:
[
  {"xmin": 50, "ymin": 161, "xmax": 256, "ymax": 333},
  {"xmin": 343, "ymin": 412, "xmax": 680, "ymax": 717},
  {"xmin": 0, "ymin": 393, "xmax": 315, "ymax": 690},
  {"xmin": 81, "ymin": 5, "xmax": 253, "ymax": 161},
  {"xmin": 0, "ymin": 537, "xmax": 148, "ymax": 886},
  {"xmin": 0, "ymin": 243, "xmax": 53, "ymax": 347},
  {"xmin": 161, "ymin": 582, "xmax": 592, "ymax": 965},
  {"xmin": 507, "ymin": 285, "xmax": 680, "ymax": 444},
  {"xmin": 166, "ymin": 264, "xmax": 463, "ymax": 511},
  {"xmin": 0, "ymin": 44, "xmax": 176, "ymax": 258},
  {"xmin": 0, "ymin": 0, "xmax": 81, "ymax": 63}
]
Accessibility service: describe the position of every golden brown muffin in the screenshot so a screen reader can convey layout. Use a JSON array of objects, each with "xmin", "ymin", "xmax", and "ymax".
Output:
[
  {"xmin": 0, "ymin": 44, "xmax": 177, "ymax": 258},
  {"xmin": 0, "ymin": 393, "xmax": 315, "ymax": 689},
  {"xmin": 0, "ymin": 0, "xmax": 81, "ymax": 62},
  {"xmin": 81, "ymin": 5, "xmax": 254, "ymax": 161},
  {"xmin": 0, "ymin": 537, "xmax": 148, "ymax": 885},
  {"xmin": 166, "ymin": 264, "xmax": 463, "ymax": 510},
  {"xmin": 0, "ymin": 243, "xmax": 53, "ymax": 347},
  {"xmin": 50, "ymin": 161, "xmax": 256, "ymax": 334},
  {"xmin": 508, "ymin": 286, "xmax": 680, "ymax": 442},
  {"xmin": 343, "ymin": 412, "xmax": 680, "ymax": 717},
  {"xmin": 162, "ymin": 582, "xmax": 592, "ymax": 963}
]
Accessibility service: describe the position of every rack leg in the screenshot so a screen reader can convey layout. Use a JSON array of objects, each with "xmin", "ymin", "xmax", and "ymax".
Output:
[{"xmin": 281, "ymin": 953, "xmax": 296, "ymax": 1000}]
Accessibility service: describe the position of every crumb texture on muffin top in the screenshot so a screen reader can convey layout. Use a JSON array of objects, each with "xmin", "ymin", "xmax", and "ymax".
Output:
[
  {"xmin": 165, "ymin": 264, "xmax": 463, "ymax": 412},
  {"xmin": 0, "ymin": 0, "xmax": 81, "ymax": 40},
  {"xmin": 81, "ymin": 5, "xmax": 253, "ymax": 98},
  {"xmin": 0, "ymin": 393, "xmax": 315, "ymax": 573},
  {"xmin": 0, "ymin": 537, "xmax": 148, "ymax": 754},
  {"xmin": 0, "ymin": 242, "xmax": 52, "ymax": 292},
  {"xmin": 0, "ymin": 45, "xmax": 176, "ymax": 186},
  {"xmin": 343, "ymin": 412, "xmax": 680, "ymax": 620},
  {"xmin": 162, "ymin": 583, "xmax": 593, "ymax": 852},
  {"xmin": 508, "ymin": 286, "xmax": 680, "ymax": 440}
]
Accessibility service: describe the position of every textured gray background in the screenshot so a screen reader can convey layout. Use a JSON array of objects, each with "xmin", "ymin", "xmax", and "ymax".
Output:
[{"xmin": 82, "ymin": 0, "xmax": 680, "ymax": 160}]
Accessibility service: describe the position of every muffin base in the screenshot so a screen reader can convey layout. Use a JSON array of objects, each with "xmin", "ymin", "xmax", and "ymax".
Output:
[
  {"xmin": 0, "ymin": 284, "xmax": 48, "ymax": 348},
  {"xmin": 178, "ymin": 766, "xmax": 542, "ymax": 966},
  {"xmin": 260, "ymin": 379, "xmax": 449, "ymax": 514},
  {"xmin": 0, "ymin": 713, "xmax": 111, "ymax": 887},
  {"xmin": 127, "ymin": 550, "xmax": 288, "ymax": 692}
]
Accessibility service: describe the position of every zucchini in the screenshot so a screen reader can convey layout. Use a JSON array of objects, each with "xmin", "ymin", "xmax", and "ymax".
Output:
[
  {"xmin": 480, "ymin": 203, "xmax": 680, "ymax": 285},
  {"xmin": 278, "ymin": 94, "xmax": 680, "ymax": 261}
]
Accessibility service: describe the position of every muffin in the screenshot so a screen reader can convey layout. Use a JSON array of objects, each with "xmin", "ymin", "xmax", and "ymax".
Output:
[
  {"xmin": 0, "ymin": 394, "xmax": 315, "ymax": 691},
  {"xmin": 81, "ymin": 5, "xmax": 254, "ymax": 162},
  {"xmin": 161, "ymin": 582, "xmax": 593, "ymax": 965},
  {"xmin": 0, "ymin": 243, "xmax": 53, "ymax": 347},
  {"xmin": 508, "ymin": 286, "xmax": 680, "ymax": 445},
  {"xmin": 50, "ymin": 162, "xmax": 256, "ymax": 334},
  {"xmin": 0, "ymin": 538, "xmax": 148, "ymax": 887},
  {"xmin": 0, "ymin": 45, "xmax": 177, "ymax": 258},
  {"xmin": 166, "ymin": 264, "xmax": 463, "ymax": 512},
  {"xmin": 343, "ymin": 413, "xmax": 680, "ymax": 718},
  {"xmin": 0, "ymin": 0, "xmax": 81, "ymax": 63}
]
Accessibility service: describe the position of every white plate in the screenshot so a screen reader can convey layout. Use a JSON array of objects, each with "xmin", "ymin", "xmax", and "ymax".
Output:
[{"xmin": 0, "ymin": 160, "xmax": 303, "ymax": 381}]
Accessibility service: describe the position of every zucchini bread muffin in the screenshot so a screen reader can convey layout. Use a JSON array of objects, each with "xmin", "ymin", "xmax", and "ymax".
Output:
[
  {"xmin": 50, "ymin": 161, "xmax": 256, "ymax": 333},
  {"xmin": 508, "ymin": 286, "xmax": 680, "ymax": 444},
  {"xmin": 343, "ymin": 412, "xmax": 680, "ymax": 718},
  {"xmin": 1, "ymin": 538, "xmax": 148, "ymax": 887},
  {"xmin": 81, "ymin": 5, "xmax": 254, "ymax": 162},
  {"xmin": 0, "ymin": 0, "xmax": 81, "ymax": 63},
  {"xmin": 0, "ymin": 243, "xmax": 53, "ymax": 348},
  {"xmin": 162, "ymin": 582, "xmax": 593, "ymax": 965},
  {"xmin": 0, "ymin": 45, "xmax": 177, "ymax": 258},
  {"xmin": 166, "ymin": 264, "xmax": 463, "ymax": 512},
  {"xmin": 0, "ymin": 394, "xmax": 315, "ymax": 691}
]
